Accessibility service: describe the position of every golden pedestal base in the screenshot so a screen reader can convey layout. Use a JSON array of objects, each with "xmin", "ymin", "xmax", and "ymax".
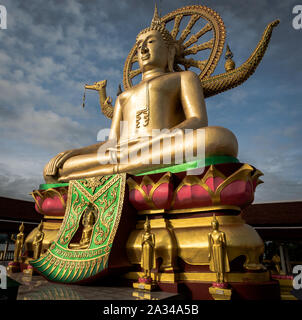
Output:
[
  {"xmin": 127, "ymin": 215, "xmax": 264, "ymax": 272},
  {"xmin": 133, "ymin": 281, "xmax": 158, "ymax": 291},
  {"xmin": 209, "ymin": 286, "xmax": 232, "ymax": 300},
  {"xmin": 6, "ymin": 263, "xmax": 20, "ymax": 273},
  {"xmin": 22, "ymin": 263, "xmax": 35, "ymax": 275},
  {"xmin": 125, "ymin": 270, "xmax": 270, "ymax": 283}
]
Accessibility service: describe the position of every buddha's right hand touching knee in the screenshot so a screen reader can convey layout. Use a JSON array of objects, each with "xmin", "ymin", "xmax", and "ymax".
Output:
[{"xmin": 43, "ymin": 150, "xmax": 75, "ymax": 178}]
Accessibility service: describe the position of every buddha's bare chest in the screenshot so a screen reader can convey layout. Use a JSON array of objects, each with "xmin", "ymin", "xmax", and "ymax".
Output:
[
  {"xmin": 120, "ymin": 77, "xmax": 180, "ymax": 130},
  {"xmin": 211, "ymin": 232, "xmax": 223, "ymax": 244},
  {"xmin": 121, "ymin": 79, "xmax": 179, "ymax": 119}
]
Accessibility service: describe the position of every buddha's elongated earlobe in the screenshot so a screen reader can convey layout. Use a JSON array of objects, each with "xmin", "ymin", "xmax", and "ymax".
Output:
[{"xmin": 167, "ymin": 45, "xmax": 176, "ymax": 72}]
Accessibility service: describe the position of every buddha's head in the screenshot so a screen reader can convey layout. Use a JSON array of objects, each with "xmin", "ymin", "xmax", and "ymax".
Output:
[
  {"xmin": 136, "ymin": 6, "xmax": 179, "ymax": 73},
  {"xmin": 86, "ymin": 211, "xmax": 95, "ymax": 226},
  {"xmin": 83, "ymin": 205, "xmax": 96, "ymax": 227},
  {"xmin": 211, "ymin": 214, "xmax": 219, "ymax": 230},
  {"xmin": 19, "ymin": 222, "xmax": 24, "ymax": 233},
  {"xmin": 144, "ymin": 216, "xmax": 151, "ymax": 233},
  {"xmin": 38, "ymin": 221, "xmax": 43, "ymax": 232}
]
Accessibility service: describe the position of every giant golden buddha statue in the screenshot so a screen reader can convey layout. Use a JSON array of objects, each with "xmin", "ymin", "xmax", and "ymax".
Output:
[
  {"xmin": 28, "ymin": 5, "xmax": 281, "ymax": 300},
  {"xmin": 43, "ymin": 6, "xmax": 278, "ymax": 184},
  {"xmin": 43, "ymin": 6, "xmax": 240, "ymax": 183}
]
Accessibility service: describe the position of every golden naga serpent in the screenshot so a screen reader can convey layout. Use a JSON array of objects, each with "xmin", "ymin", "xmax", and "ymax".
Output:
[{"xmin": 85, "ymin": 5, "xmax": 279, "ymax": 119}]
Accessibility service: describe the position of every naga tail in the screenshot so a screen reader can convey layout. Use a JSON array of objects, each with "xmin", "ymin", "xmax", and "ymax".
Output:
[
  {"xmin": 202, "ymin": 20, "xmax": 280, "ymax": 98},
  {"xmin": 85, "ymin": 80, "xmax": 114, "ymax": 119}
]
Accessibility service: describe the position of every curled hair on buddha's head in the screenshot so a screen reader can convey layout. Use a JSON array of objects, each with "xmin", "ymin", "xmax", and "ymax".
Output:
[{"xmin": 136, "ymin": 5, "xmax": 181, "ymax": 72}]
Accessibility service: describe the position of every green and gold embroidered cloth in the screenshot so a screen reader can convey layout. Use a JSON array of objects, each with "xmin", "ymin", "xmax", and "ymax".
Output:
[{"xmin": 30, "ymin": 174, "xmax": 126, "ymax": 283}]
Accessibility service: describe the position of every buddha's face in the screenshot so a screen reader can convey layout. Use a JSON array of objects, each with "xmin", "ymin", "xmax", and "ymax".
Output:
[
  {"xmin": 212, "ymin": 221, "xmax": 218, "ymax": 230},
  {"xmin": 87, "ymin": 212, "xmax": 95, "ymax": 225},
  {"xmin": 136, "ymin": 30, "xmax": 169, "ymax": 72}
]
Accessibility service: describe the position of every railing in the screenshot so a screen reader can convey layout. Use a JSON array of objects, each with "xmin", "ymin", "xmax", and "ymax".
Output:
[{"xmin": 0, "ymin": 250, "xmax": 14, "ymax": 261}]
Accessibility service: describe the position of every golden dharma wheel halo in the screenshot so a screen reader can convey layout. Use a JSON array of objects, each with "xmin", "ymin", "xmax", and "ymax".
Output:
[{"xmin": 123, "ymin": 5, "xmax": 226, "ymax": 90}]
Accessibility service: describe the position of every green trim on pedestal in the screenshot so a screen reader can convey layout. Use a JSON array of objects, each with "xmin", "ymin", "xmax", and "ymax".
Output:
[
  {"xmin": 39, "ymin": 182, "xmax": 69, "ymax": 190},
  {"xmin": 135, "ymin": 156, "xmax": 239, "ymax": 176}
]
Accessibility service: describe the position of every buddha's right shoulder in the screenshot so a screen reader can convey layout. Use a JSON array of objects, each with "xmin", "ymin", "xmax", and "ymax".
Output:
[{"xmin": 179, "ymin": 70, "xmax": 200, "ymax": 82}]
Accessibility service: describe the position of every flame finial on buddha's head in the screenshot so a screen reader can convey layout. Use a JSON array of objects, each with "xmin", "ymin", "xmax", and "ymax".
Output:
[{"xmin": 136, "ymin": 4, "xmax": 175, "ymax": 46}]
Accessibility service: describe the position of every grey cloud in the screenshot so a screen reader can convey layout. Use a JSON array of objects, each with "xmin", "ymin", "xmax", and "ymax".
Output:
[
  {"xmin": 255, "ymin": 173, "xmax": 302, "ymax": 204},
  {"xmin": 0, "ymin": 172, "xmax": 41, "ymax": 202},
  {"xmin": 0, "ymin": 106, "xmax": 97, "ymax": 152}
]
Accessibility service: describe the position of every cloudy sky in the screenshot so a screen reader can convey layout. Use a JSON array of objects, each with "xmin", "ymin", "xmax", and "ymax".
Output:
[{"xmin": 0, "ymin": 0, "xmax": 301, "ymax": 203}]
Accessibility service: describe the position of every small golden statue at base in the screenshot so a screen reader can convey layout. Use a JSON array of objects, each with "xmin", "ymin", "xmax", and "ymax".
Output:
[
  {"xmin": 7, "ymin": 223, "xmax": 25, "ymax": 273},
  {"xmin": 23, "ymin": 222, "xmax": 45, "ymax": 275},
  {"xmin": 272, "ymin": 254, "xmax": 284, "ymax": 275},
  {"xmin": 133, "ymin": 217, "xmax": 157, "ymax": 291},
  {"xmin": 208, "ymin": 214, "xmax": 230, "ymax": 283},
  {"xmin": 32, "ymin": 221, "xmax": 44, "ymax": 259},
  {"xmin": 208, "ymin": 214, "xmax": 232, "ymax": 300},
  {"xmin": 69, "ymin": 204, "xmax": 96, "ymax": 250}
]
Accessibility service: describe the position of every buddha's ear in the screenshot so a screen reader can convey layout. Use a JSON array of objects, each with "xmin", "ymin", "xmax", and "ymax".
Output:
[{"xmin": 167, "ymin": 44, "xmax": 176, "ymax": 72}]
